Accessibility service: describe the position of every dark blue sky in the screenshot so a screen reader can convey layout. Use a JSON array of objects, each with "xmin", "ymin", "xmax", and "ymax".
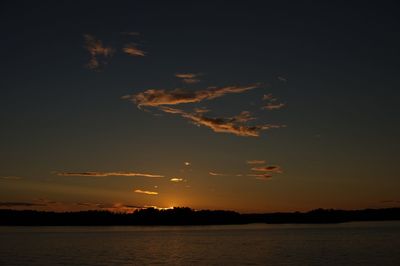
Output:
[{"xmin": 1, "ymin": 1, "xmax": 399, "ymax": 212}]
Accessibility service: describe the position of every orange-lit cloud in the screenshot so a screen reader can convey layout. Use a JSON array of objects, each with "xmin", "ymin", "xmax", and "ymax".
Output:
[
  {"xmin": 0, "ymin": 199, "xmax": 145, "ymax": 213},
  {"xmin": 246, "ymin": 160, "xmax": 266, "ymax": 164},
  {"xmin": 262, "ymin": 103, "xmax": 285, "ymax": 110},
  {"xmin": 175, "ymin": 73, "xmax": 198, "ymax": 79},
  {"xmin": 186, "ymin": 115, "xmax": 279, "ymax": 137},
  {"xmin": 231, "ymin": 111, "xmax": 256, "ymax": 123},
  {"xmin": 159, "ymin": 106, "xmax": 283, "ymax": 137},
  {"xmin": 123, "ymin": 83, "xmax": 286, "ymax": 137},
  {"xmin": 124, "ymin": 84, "xmax": 259, "ymax": 108},
  {"xmin": 83, "ymin": 34, "xmax": 114, "ymax": 70},
  {"xmin": 194, "ymin": 107, "xmax": 210, "ymax": 114},
  {"xmin": 262, "ymin": 93, "xmax": 285, "ymax": 110},
  {"xmin": 175, "ymin": 73, "xmax": 201, "ymax": 84},
  {"xmin": 209, "ymin": 172, "xmax": 227, "ymax": 176},
  {"xmin": 263, "ymin": 93, "xmax": 273, "ymax": 100},
  {"xmin": 134, "ymin": 189, "xmax": 158, "ymax": 195},
  {"xmin": 56, "ymin": 171, "xmax": 164, "ymax": 178},
  {"xmin": 170, "ymin": 177, "xmax": 184, "ymax": 182},
  {"xmin": 251, "ymin": 166, "xmax": 283, "ymax": 173},
  {"xmin": 123, "ymin": 43, "xmax": 146, "ymax": 57}
]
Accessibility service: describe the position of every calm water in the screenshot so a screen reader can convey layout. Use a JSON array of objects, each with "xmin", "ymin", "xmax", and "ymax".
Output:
[{"xmin": 1, "ymin": 221, "xmax": 400, "ymax": 265}]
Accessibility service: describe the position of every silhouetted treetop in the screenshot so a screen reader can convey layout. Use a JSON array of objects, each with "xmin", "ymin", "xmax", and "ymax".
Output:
[{"xmin": 0, "ymin": 207, "xmax": 399, "ymax": 226}]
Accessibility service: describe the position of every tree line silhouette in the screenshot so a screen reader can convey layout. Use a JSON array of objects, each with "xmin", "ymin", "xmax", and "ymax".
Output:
[{"xmin": 0, "ymin": 207, "xmax": 399, "ymax": 226}]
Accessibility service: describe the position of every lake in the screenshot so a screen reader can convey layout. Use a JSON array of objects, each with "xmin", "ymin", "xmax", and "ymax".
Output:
[{"xmin": 1, "ymin": 221, "xmax": 399, "ymax": 265}]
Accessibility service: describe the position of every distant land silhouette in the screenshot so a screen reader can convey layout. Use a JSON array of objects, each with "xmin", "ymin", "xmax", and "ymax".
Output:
[{"xmin": 1, "ymin": 207, "xmax": 399, "ymax": 226}]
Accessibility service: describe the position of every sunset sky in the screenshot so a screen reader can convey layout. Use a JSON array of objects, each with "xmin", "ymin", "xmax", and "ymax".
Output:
[{"xmin": 1, "ymin": 1, "xmax": 399, "ymax": 213}]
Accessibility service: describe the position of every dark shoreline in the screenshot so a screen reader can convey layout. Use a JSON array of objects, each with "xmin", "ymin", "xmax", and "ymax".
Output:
[{"xmin": 1, "ymin": 207, "xmax": 399, "ymax": 226}]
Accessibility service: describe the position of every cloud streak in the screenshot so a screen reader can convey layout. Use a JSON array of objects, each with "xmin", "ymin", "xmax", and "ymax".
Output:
[
  {"xmin": 123, "ymin": 43, "xmax": 146, "ymax": 57},
  {"xmin": 124, "ymin": 84, "xmax": 259, "ymax": 108},
  {"xmin": 251, "ymin": 166, "xmax": 283, "ymax": 173},
  {"xmin": 84, "ymin": 34, "xmax": 114, "ymax": 70},
  {"xmin": 262, "ymin": 93, "xmax": 285, "ymax": 110},
  {"xmin": 159, "ymin": 107, "xmax": 283, "ymax": 137},
  {"xmin": 170, "ymin": 178, "xmax": 184, "ymax": 182},
  {"xmin": 123, "ymin": 83, "xmax": 285, "ymax": 137},
  {"xmin": 231, "ymin": 111, "xmax": 256, "ymax": 123},
  {"xmin": 194, "ymin": 107, "xmax": 210, "ymax": 114},
  {"xmin": 175, "ymin": 73, "xmax": 201, "ymax": 84},
  {"xmin": 262, "ymin": 103, "xmax": 285, "ymax": 110},
  {"xmin": 56, "ymin": 171, "xmax": 164, "ymax": 178},
  {"xmin": 134, "ymin": 189, "xmax": 158, "ymax": 195},
  {"xmin": 209, "ymin": 172, "xmax": 227, "ymax": 176},
  {"xmin": 175, "ymin": 73, "xmax": 198, "ymax": 79}
]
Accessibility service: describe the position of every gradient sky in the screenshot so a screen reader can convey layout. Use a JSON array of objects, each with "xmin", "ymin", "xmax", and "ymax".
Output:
[{"xmin": 1, "ymin": 1, "xmax": 400, "ymax": 213}]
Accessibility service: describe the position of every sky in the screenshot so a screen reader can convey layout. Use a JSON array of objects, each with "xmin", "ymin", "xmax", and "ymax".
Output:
[{"xmin": 1, "ymin": 1, "xmax": 400, "ymax": 213}]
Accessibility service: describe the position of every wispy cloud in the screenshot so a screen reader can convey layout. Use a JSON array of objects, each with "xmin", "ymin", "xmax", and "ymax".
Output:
[
  {"xmin": 262, "ymin": 93, "xmax": 285, "ymax": 110},
  {"xmin": 231, "ymin": 111, "xmax": 256, "ymax": 123},
  {"xmin": 263, "ymin": 94, "xmax": 274, "ymax": 101},
  {"xmin": 134, "ymin": 189, "xmax": 158, "ymax": 195},
  {"xmin": 56, "ymin": 171, "xmax": 164, "ymax": 178},
  {"xmin": 209, "ymin": 172, "xmax": 227, "ymax": 176},
  {"xmin": 262, "ymin": 102, "xmax": 285, "ymax": 110},
  {"xmin": 0, "ymin": 199, "xmax": 144, "ymax": 213},
  {"xmin": 247, "ymin": 174, "xmax": 273, "ymax": 180},
  {"xmin": 278, "ymin": 76, "xmax": 287, "ymax": 82},
  {"xmin": 170, "ymin": 177, "xmax": 184, "ymax": 182},
  {"xmin": 251, "ymin": 166, "xmax": 283, "ymax": 173},
  {"xmin": 175, "ymin": 73, "xmax": 198, "ymax": 79},
  {"xmin": 124, "ymin": 84, "xmax": 259, "ymax": 108},
  {"xmin": 83, "ymin": 34, "xmax": 114, "ymax": 70},
  {"xmin": 123, "ymin": 43, "xmax": 146, "ymax": 57},
  {"xmin": 182, "ymin": 78, "xmax": 201, "ymax": 84},
  {"xmin": 159, "ymin": 107, "xmax": 283, "ymax": 137},
  {"xmin": 175, "ymin": 73, "xmax": 201, "ymax": 84},
  {"xmin": 246, "ymin": 160, "xmax": 266, "ymax": 165},
  {"xmin": 194, "ymin": 107, "xmax": 210, "ymax": 114},
  {"xmin": 123, "ymin": 83, "xmax": 286, "ymax": 137}
]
